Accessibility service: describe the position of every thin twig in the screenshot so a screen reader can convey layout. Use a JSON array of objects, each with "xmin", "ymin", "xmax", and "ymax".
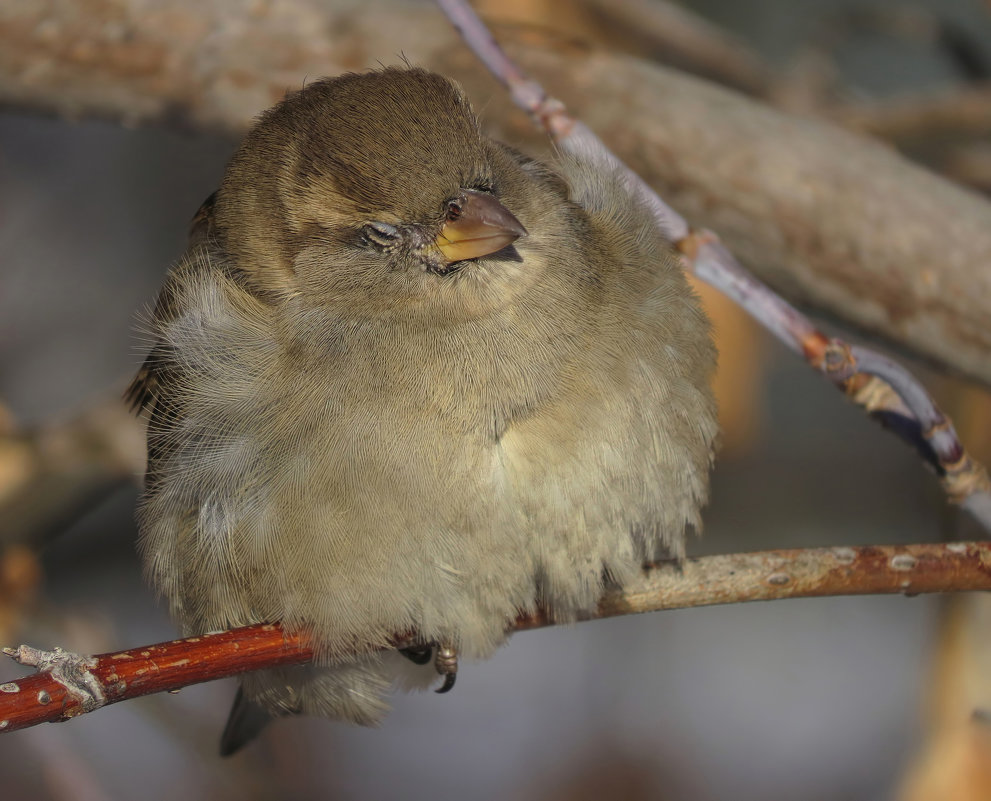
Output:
[
  {"xmin": 436, "ymin": 0, "xmax": 991, "ymax": 531},
  {"xmin": 2, "ymin": 542, "xmax": 988, "ymax": 734}
]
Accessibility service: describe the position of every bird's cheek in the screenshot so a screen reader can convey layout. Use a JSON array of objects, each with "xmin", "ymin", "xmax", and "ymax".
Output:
[{"xmin": 293, "ymin": 244, "xmax": 371, "ymax": 296}]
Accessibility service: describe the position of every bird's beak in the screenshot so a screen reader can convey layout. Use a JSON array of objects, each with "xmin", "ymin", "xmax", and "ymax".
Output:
[{"xmin": 434, "ymin": 190, "xmax": 527, "ymax": 264}]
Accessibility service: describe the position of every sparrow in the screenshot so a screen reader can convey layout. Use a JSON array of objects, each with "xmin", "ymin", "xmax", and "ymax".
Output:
[{"xmin": 128, "ymin": 67, "xmax": 718, "ymax": 754}]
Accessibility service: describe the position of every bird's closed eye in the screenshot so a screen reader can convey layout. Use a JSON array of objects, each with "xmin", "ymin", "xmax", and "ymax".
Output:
[{"xmin": 362, "ymin": 221, "xmax": 401, "ymax": 250}]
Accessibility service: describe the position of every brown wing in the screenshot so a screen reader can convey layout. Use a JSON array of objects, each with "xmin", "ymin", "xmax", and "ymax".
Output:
[
  {"xmin": 126, "ymin": 191, "xmax": 219, "ymax": 416},
  {"xmin": 126, "ymin": 191, "xmax": 220, "ymax": 487}
]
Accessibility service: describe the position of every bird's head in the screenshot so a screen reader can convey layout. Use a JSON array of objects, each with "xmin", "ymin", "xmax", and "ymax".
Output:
[{"xmin": 214, "ymin": 68, "xmax": 542, "ymax": 321}]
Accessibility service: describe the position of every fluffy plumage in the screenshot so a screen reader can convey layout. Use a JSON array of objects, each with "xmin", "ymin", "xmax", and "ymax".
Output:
[{"xmin": 130, "ymin": 68, "xmax": 718, "ymax": 752}]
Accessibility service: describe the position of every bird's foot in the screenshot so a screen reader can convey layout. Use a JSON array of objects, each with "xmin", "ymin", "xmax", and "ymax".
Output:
[
  {"xmin": 398, "ymin": 641, "xmax": 458, "ymax": 692},
  {"xmin": 434, "ymin": 644, "xmax": 458, "ymax": 694},
  {"xmin": 398, "ymin": 644, "xmax": 433, "ymax": 665}
]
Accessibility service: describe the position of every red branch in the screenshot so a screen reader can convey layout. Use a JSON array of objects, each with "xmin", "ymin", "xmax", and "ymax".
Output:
[{"xmin": 3, "ymin": 542, "xmax": 990, "ymax": 734}]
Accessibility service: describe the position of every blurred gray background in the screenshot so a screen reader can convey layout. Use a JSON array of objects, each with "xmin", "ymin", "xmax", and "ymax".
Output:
[{"xmin": 2, "ymin": 0, "xmax": 990, "ymax": 799}]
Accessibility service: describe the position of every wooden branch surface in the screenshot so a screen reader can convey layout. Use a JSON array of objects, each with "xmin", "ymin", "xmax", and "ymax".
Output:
[
  {"xmin": 3, "ymin": 542, "xmax": 990, "ymax": 734},
  {"xmin": 2, "ymin": 1, "xmax": 991, "ymax": 384}
]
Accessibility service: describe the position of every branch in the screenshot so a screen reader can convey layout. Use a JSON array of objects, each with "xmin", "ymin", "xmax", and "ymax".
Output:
[
  {"xmin": 436, "ymin": 0, "xmax": 991, "ymax": 531},
  {"xmin": 2, "ymin": 542, "xmax": 989, "ymax": 734},
  {"xmin": 572, "ymin": 0, "xmax": 772, "ymax": 96},
  {"xmin": 0, "ymin": 395, "xmax": 144, "ymax": 546},
  {"xmin": 4, "ymin": 0, "xmax": 991, "ymax": 384},
  {"xmin": 832, "ymin": 86, "xmax": 991, "ymax": 143}
]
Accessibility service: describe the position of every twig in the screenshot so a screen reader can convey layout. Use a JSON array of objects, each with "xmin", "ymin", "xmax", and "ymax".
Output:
[
  {"xmin": 2, "ymin": 542, "xmax": 988, "ymax": 734},
  {"xmin": 0, "ymin": 394, "xmax": 145, "ymax": 545},
  {"xmin": 436, "ymin": 0, "xmax": 991, "ymax": 532}
]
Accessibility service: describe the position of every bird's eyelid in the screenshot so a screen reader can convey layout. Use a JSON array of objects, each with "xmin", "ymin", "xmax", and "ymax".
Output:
[{"xmin": 361, "ymin": 221, "xmax": 402, "ymax": 249}]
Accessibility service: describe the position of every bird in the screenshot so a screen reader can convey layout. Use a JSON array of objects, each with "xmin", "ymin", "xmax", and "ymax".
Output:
[{"xmin": 128, "ymin": 67, "xmax": 718, "ymax": 755}]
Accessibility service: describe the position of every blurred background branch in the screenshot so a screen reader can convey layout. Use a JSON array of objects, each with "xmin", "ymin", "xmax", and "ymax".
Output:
[{"xmin": 0, "ymin": 393, "xmax": 144, "ymax": 547}]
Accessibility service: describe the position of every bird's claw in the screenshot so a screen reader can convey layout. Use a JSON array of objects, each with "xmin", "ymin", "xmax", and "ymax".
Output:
[{"xmin": 434, "ymin": 644, "xmax": 458, "ymax": 694}]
